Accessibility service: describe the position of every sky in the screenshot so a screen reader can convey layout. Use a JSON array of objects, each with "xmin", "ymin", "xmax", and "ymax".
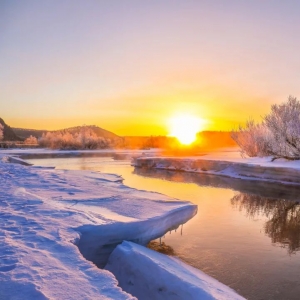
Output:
[{"xmin": 1, "ymin": 0, "xmax": 300, "ymax": 136}]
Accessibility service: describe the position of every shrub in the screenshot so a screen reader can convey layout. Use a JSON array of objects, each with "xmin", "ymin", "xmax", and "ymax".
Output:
[
  {"xmin": 24, "ymin": 135, "xmax": 38, "ymax": 145},
  {"xmin": 231, "ymin": 119, "xmax": 267, "ymax": 157}
]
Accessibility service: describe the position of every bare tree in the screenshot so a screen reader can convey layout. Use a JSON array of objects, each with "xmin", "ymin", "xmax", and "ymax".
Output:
[
  {"xmin": 232, "ymin": 96, "xmax": 300, "ymax": 160},
  {"xmin": 231, "ymin": 119, "xmax": 267, "ymax": 157},
  {"xmin": 263, "ymin": 96, "xmax": 300, "ymax": 160}
]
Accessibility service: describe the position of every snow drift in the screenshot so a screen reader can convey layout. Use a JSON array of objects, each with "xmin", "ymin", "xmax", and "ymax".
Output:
[
  {"xmin": 77, "ymin": 202, "xmax": 196, "ymax": 268},
  {"xmin": 105, "ymin": 241, "xmax": 245, "ymax": 300}
]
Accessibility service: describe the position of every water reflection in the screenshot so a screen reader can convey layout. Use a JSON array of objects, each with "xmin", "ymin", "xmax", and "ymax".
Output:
[
  {"xmin": 134, "ymin": 167, "xmax": 300, "ymax": 254},
  {"xmin": 232, "ymin": 193, "xmax": 300, "ymax": 254}
]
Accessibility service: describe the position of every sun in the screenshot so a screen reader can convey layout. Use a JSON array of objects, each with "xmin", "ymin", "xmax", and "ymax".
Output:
[{"xmin": 168, "ymin": 114, "xmax": 204, "ymax": 145}]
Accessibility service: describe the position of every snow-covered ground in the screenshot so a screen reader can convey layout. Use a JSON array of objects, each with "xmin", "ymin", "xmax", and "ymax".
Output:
[
  {"xmin": 106, "ymin": 241, "xmax": 245, "ymax": 300},
  {"xmin": 196, "ymin": 149, "xmax": 300, "ymax": 169},
  {"xmin": 134, "ymin": 149, "xmax": 300, "ymax": 185},
  {"xmin": 0, "ymin": 153, "xmax": 197, "ymax": 299}
]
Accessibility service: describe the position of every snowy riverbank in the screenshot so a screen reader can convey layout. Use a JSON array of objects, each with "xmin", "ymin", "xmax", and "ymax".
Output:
[
  {"xmin": 106, "ymin": 241, "xmax": 245, "ymax": 300},
  {"xmin": 0, "ymin": 148, "xmax": 248, "ymax": 299},
  {"xmin": 133, "ymin": 150, "xmax": 300, "ymax": 185},
  {"xmin": 0, "ymin": 148, "xmax": 160, "ymax": 157},
  {"xmin": 0, "ymin": 153, "xmax": 197, "ymax": 299}
]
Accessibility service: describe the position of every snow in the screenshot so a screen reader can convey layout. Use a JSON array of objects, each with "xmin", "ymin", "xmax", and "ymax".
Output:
[
  {"xmin": 7, "ymin": 155, "xmax": 33, "ymax": 166},
  {"xmin": 134, "ymin": 149, "xmax": 300, "ymax": 185},
  {"xmin": 0, "ymin": 148, "xmax": 160, "ymax": 156},
  {"xmin": 105, "ymin": 241, "xmax": 245, "ymax": 300},
  {"xmin": 0, "ymin": 154, "xmax": 197, "ymax": 299},
  {"xmin": 198, "ymin": 150, "xmax": 300, "ymax": 170}
]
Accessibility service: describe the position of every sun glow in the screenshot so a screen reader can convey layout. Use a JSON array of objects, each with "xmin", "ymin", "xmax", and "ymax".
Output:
[{"xmin": 168, "ymin": 114, "xmax": 204, "ymax": 145}]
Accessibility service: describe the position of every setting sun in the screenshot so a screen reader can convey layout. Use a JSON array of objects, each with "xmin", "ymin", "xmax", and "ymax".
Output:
[{"xmin": 168, "ymin": 114, "xmax": 205, "ymax": 145}]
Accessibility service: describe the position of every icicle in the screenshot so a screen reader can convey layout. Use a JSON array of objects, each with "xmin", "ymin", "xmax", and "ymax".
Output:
[
  {"xmin": 159, "ymin": 237, "xmax": 162, "ymax": 246},
  {"xmin": 181, "ymin": 224, "xmax": 183, "ymax": 236}
]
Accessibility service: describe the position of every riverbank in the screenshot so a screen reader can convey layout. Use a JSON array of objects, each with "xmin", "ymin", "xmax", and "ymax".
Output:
[
  {"xmin": 0, "ymin": 151, "xmax": 244, "ymax": 299},
  {"xmin": 133, "ymin": 150, "xmax": 300, "ymax": 185}
]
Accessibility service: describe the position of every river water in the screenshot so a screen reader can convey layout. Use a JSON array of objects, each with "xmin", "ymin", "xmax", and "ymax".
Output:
[{"xmin": 26, "ymin": 155, "xmax": 300, "ymax": 300}]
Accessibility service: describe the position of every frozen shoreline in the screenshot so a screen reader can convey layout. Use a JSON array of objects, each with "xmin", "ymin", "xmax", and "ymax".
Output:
[
  {"xmin": 4, "ymin": 154, "xmax": 248, "ymax": 300},
  {"xmin": 106, "ymin": 241, "xmax": 245, "ymax": 300},
  {"xmin": 0, "ymin": 149, "xmax": 247, "ymax": 299},
  {"xmin": 133, "ymin": 150, "xmax": 300, "ymax": 186},
  {"xmin": 0, "ymin": 152, "xmax": 198, "ymax": 299}
]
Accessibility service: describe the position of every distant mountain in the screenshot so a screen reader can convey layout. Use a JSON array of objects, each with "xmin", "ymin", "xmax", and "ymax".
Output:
[
  {"xmin": 0, "ymin": 118, "xmax": 22, "ymax": 141},
  {"xmin": 56, "ymin": 125, "xmax": 119, "ymax": 140},
  {"xmin": 13, "ymin": 125, "xmax": 119, "ymax": 140},
  {"xmin": 12, "ymin": 128, "xmax": 47, "ymax": 139}
]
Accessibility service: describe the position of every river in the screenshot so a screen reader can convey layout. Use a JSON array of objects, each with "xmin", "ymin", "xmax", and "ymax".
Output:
[{"xmin": 25, "ymin": 154, "xmax": 300, "ymax": 300}]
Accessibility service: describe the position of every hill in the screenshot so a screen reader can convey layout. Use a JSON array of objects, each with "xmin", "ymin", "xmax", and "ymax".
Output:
[
  {"xmin": 39, "ymin": 125, "xmax": 120, "ymax": 149},
  {"xmin": 12, "ymin": 128, "xmax": 47, "ymax": 139},
  {"xmin": 12, "ymin": 125, "xmax": 119, "ymax": 140},
  {"xmin": 0, "ymin": 118, "xmax": 22, "ymax": 141},
  {"xmin": 56, "ymin": 125, "xmax": 119, "ymax": 140}
]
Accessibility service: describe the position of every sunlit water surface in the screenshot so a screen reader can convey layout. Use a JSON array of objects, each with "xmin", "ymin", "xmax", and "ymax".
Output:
[{"xmin": 26, "ymin": 155, "xmax": 300, "ymax": 300}]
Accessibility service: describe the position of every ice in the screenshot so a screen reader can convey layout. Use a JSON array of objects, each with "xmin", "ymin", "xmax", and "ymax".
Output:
[
  {"xmin": 105, "ymin": 241, "xmax": 245, "ymax": 300},
  {"xmin": 0, "ymin": 154, "xmax": 196, "ymax": 299}
]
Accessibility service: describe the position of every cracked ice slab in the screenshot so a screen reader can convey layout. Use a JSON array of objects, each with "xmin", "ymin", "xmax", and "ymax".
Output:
[
  {"xmin": 0, "ymin": 155, "xmax": 196, "ymax": 299},
  {"xmin": 105, "ymin": 241, "xmax": 245, "ymax": 300}
]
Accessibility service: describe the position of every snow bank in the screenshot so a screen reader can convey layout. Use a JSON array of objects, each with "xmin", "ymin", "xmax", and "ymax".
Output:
[
  {"xmin": 0, "ymin": 155, "xmax": 196, "ymax": 299},
  {"xmin": 77, "ymin": 200, "xmax": 196, "ymax": 268},
  {"xmin": 133, "ymin": 150, "xmax": 300, "ymax": 185},
  {"xmin": 105, "ymin": 241, "xmax": 245, "ymax": 300},
  {"xmin": 0, "ymin": 148, "xmax": 160, "ymax": 157},
  {"xmin": 7, "ymin": 155, "xmax": 33, "ymax": 166}
]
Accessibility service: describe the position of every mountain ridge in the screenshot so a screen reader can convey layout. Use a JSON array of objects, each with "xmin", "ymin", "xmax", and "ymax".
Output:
[
  {"xmin": 12, "ymin": 125, "xmax": 119, "ymax": 140},
  {"xmin": 0, "ymin": 118, "xmax": 22, "ymax": 141}
]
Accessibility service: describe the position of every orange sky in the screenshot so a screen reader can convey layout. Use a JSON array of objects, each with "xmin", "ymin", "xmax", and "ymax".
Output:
[{"xmin": 1, "ymin": 1, "xmax": 300, "ymax": 135}]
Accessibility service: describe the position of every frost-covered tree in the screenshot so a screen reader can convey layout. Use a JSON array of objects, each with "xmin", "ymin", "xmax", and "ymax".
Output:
[
  {"xmin": 263, "ymin": 96, "xmax": 300, "ymax": 160},
  {"xmin": 232, "ymin": 96, "xmax": 300, "ymax": 160},
  {"xmin": 24, "ymin": 135, "xmax": 38, "ymax": 145},
  {"xmin": 231, "ymin": 119, "xmax": 268, "ymax": 157},
  {"xmin": 39, "ymin": 126, "xmax": 112, "ymax": 150},
  {"xmin": 0, "ymin": 124, "xmax": 3, "ymax": 141}
]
